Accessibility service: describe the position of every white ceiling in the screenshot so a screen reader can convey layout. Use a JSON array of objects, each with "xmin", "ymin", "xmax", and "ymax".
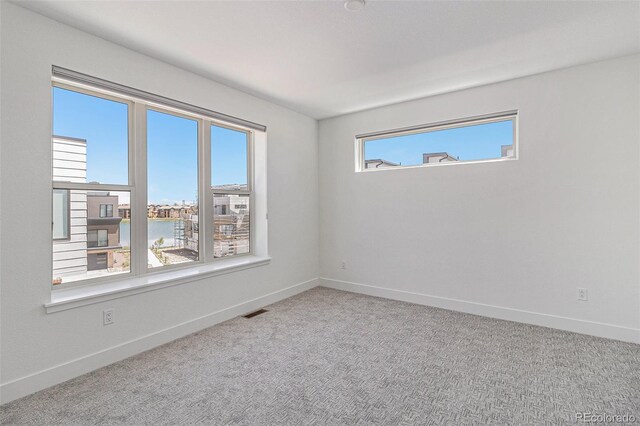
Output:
[{"xmin": 14, "ymin": 0, "xmax": 640, "ymax": 119}]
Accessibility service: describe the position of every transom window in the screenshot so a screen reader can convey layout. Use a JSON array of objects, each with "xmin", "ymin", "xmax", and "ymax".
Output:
[
  {"xmin": 51, "ymin": 71, "xmax": 262, "ymax": 287},
  {"xmin": 357, "ymin": 111, "xmax": 518, "ymax": 172}
]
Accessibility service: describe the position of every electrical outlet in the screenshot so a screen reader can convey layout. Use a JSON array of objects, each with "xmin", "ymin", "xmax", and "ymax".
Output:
[
  {"xmin": 577, "ymin": 288, "xmax": 588, "ymax": 301},
  {"xmin": 340, "ymin": 261, "xmax": 346, "ymax": 270},
  {"xmin": 103, "ymin": 309, "xmax": 115, "ymax": 325}
]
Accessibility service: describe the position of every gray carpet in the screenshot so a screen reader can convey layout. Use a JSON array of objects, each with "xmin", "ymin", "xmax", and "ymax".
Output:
[{"xmin": 1, "ymin": 287, "xmax": 639, "ymax": 425}]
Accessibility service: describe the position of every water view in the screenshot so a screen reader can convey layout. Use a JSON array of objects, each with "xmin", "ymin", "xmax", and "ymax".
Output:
[{"xmin": 120, "ymin": 219, "xmax": 180, "ymax": 248}]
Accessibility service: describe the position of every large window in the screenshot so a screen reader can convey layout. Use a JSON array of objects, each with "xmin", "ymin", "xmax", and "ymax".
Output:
[
  {"xmin": 357, "ymin": 111, "xmax": 517, "ymax": 171},
  {"xmin": 211, "ymin": 125, "xmax": 251, "ymax": 258},
  {"xmin": 147, "ymin": 109, "xmax": 199, "ymax": 268},
  {"xmin": 52, "ymin": 86, "xmax": 131, "ymax": 284},
  {"xmin": 51, "ymin": 71, "xmax": 261, "ymax": 287}
]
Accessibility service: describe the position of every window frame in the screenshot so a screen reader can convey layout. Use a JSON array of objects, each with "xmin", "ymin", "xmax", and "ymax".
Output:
[
  {"xmin": 143, "ymin": 105, "xmax": 204, "ymax": 273},
  {"xmin": 355, "ymin": 110, "xmax": 519, "ymax": 172},
  {"xmin": 51, "ymin": 78, "xmax": 257, "ymax": 289},
  {"xmin": 210, "ymin": 122, "xmax": 254, "ymax": 261},
  {"xmin": 52, "ymin": 82, "xmax": 135, "ymax": 287}
]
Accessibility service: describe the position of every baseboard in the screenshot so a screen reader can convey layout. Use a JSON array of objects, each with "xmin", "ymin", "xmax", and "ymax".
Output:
[
  {"xmin": 319, "ymin": 277, "xmax": 640, "ymax": 345},
  {"xmin": 0, "ymin": 277, "xmax": 320, "ymax": 405}
]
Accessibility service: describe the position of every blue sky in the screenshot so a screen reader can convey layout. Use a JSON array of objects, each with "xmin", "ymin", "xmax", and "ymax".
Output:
[
  {"xmin": 365, "ymin": 120, "xmax": 513, "ymax": 166},
  {"xmin": 53, "ymin": 87, "xmax": 129, "ymax": 184},
  {"xmin": 147, "ymin": 110, "xmax": 198, "ymax": 205},
  {"xmin": 211, "ymin": 125, "xmax": 247, "ymax": 189},
  {"xmin": 53, "ymin": 87, "xmax": 248, "ymax": 204}
]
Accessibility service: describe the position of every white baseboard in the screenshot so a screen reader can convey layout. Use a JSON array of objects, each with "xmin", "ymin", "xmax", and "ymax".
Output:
[
  {"xmin": 0, "ymin": 278, "xmax": 320, "ymax": 405},
  {"xmin": 319, "ymin": 277, "xmax": 640, "ymax": 345}
]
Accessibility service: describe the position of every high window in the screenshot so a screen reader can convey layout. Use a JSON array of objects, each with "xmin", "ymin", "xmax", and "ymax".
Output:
[
  {"xmin": 357, "ymin": 111, "xmax": 517, "ymax": 172},
  {"xmin": 51, "ymin": 69, "xmax": 263, "ymax": 287}
]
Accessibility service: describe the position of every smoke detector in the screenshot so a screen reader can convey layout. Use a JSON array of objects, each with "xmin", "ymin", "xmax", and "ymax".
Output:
[{"xmin": 344, "ymin": 0, "xmax": 365, "ymax": 11}]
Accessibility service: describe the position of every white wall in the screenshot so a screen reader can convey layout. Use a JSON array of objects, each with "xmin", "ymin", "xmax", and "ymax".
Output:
[
  {"xmin": 0, "ymin": 2, "xmax": 319, "ymax": 403},
  {"xmin": 319, "ymin": 54, "xmax": 640, "ymax": 343},
  {"xmin": 1, "ymin": 0, "xmax": 639, "ymax": 407}
]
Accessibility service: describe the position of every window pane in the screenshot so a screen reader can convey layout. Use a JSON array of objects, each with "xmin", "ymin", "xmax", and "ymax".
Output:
[
  {"xmin": 214, "ymin": 194, "xmax": 250, "ymax": 258},
  {"xmin": 52, "ymin": 191, "xmax": 130, "ymax": 285},
  {"xmin": 52, "ymin": 189, "xmax": 69, "ymax": 240},
  {"xmin": 87, "ymin": 230, "xmax": 98, "ymax": 247},
  {"xmin": 52, "ymin": 87, "xmax": 129, "ymax": 184},
  {"xmin": 211, "ymin": 125, "xmax": 248, "ymax": 190},
  {"xmin": 364, "ymin": 119, "xmax": 514, "ymax": 169},
  {"xmin": 98, "ymin": 230, "xmax": 108, "ymax": 247},
  {"xmin": 147, "ymin": 110, "xmax": 199, "ymax": 268}
]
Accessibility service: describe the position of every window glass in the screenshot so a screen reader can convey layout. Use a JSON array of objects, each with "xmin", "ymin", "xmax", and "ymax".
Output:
[
  {"xmin": 52, "ymin": 87, "xmax": 129, "ymax": 184},
  {"xmin": 99, "ymin": 204, "xmax": 114, "ymax": 218},
  {"xmin": 52, "ymin": 189, "xmax": 69, "ymax": 240},
  {"xmin": 51, "ymin": 73, "xmax": 260, "ymax": 287},
  {"xmin": 52, "ymin": 190, "xmax": 130, "ymax": 285},
  {"xmin": 364, "ymin": 119, "xmax": 514, "ymax": 169},
  {"xmin": 211, "ymin": 125, "xmax": 248, "ymax": 190},
  {"xmin": 147, "ymin": 109, "xmax": 199, "ymax": 268},
  {"xmin": 213, "ymin": 194, "xmax": 250, "ymax": 258}
]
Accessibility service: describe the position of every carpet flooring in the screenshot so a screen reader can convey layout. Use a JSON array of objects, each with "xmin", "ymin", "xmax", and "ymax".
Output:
[{"xmin": 1, "ymin": 287, "xmax": 639, "ymax": 425}]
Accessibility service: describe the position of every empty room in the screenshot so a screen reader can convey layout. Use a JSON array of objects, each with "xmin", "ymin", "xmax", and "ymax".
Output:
[{"xmin": 0, "ymin": 0, "xmax": 639, "ymax": 424}]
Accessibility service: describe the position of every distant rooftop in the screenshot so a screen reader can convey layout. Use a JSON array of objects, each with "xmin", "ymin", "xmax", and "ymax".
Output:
[{"xmin": 364, "ymin": 159, "xmax": 400, "ymax": 169}]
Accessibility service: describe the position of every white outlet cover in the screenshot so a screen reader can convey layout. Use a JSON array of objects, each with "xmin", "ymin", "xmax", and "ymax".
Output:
[
  {"xmin": 577, "ymin": 288, "xmax": 588, "ymax": 301},
  {"xmin": 103, "ymin": 309, "xmax": 115, "ymax": 325}
]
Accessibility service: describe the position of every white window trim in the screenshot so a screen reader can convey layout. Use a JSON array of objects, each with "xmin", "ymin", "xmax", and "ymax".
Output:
[
  {"xmin": 45, "ymin": 255, "xmax": 271, "ymax": 314},
  {"xmin": 355, "ymin": 110, "xmax": 519, "ymax": 172},
  {"xmin": 211, "ymin": 121, "xmax": 254, "ymax": 261},
  {"xmin": 49, "ymin": 71, "xmax": 269, "ymax": 309}
]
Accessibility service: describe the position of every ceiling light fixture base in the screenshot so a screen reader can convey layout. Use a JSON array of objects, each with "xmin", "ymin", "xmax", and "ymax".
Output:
[{"xmin": 344, "ymin": 0, "xmax": 365, "ymax": 12}]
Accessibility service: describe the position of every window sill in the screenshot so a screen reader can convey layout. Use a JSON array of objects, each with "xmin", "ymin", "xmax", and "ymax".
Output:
[{"xmin": 45, "ymin": 256, "xmax": 271, "ymax": 314}]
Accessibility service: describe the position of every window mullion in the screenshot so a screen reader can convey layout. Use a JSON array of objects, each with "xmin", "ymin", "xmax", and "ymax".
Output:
[
  {"xmin": 248, "ymin": 132, "xmax": 255, "ymax": 255},
  {"xmin": 132, "ymin": 102, "xmax": 148, "ymax": 276},
  {"xmin": 202, "ymin": 122, "xmax": 214, "ymax": 262}
]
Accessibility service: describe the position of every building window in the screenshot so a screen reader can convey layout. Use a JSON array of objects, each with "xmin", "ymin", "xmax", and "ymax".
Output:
[
  {"xmin": 51, "ymin": 69, "xmax": 263, "ymax": 287},
  {"xmin": 52, "ymin": 189, "xmax": 69, "ymax": 240},
  {"xmin": 357, "ymin": 111, "xmax": 517, "ymax": 172},
  {"xmin": 212, "ymin": 124, "xmax": 251, "ymax": 258},
  {"xmin": 88, "ymin": 229, "xmax": 108, "ymax": 248},
  {"xmin": 99, "ymin": 204, "xmax": 113, "ymax": 217}
]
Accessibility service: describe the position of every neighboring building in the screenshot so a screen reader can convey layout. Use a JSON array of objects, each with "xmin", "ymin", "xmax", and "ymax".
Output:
[
  {"xmin": 423, "ymin": 152, "xmax": 458, "ymax": 164},
  {"xmin": 501, "ymin": 145, "xmax": 514, "ymax": 158},
  {"xmin": 365, "ymin": 159, "xmax": 400, "ymax": 169},
  {"xmin": 365, "ymin": 153, "xmax": 460, "ymax": 170},
  {"xmin": 213, "ymin": 194, "xmax": 250, "ymax": 257},
  {"xmin": 154, "ymin": 204, "xmax": 195, "ymax": 219},
  {"xmin": 147, "ymin": 204, "xmax": 159, "ymax": 218},
  {"xmin": 181, "ymin": 214, "xmax": 199, "ymax": 252},
  {"xmin": 52, "ymin": 136, "xmax": 126, "ymax": 282},
  {"xmin": 52, "ymin": 136, "xmax": 88, "ymax": 282},
  {"xmin": 86, "ymin": 192, "xmax": 123, "ymax": 271},
  {"xmin": 118, "ymin": 204, "xmax": 131, "ymax": 219}
]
